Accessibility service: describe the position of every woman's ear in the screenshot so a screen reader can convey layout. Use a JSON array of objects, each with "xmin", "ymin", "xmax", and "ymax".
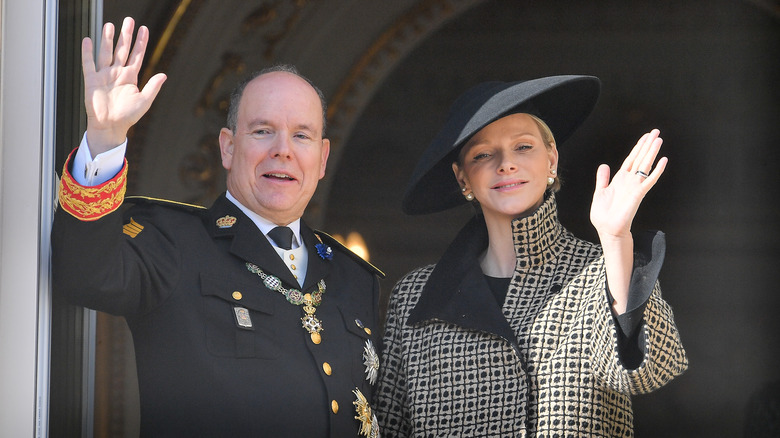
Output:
[
  {"xmin": 548, "ymin": 142, "xmax": 559, "ymax": 170},
  {"xmin": 452, "ymin": 162, "xmax": 467, "ymax": 189}
]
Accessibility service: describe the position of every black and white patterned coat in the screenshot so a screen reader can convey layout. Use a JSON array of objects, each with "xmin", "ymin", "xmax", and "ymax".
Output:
[{"xmin": 376, "ymin": 195, "xmax": 688, "ymax": 437}]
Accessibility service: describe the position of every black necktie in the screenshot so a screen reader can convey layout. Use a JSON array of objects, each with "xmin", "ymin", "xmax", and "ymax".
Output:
[{"xmin": 267, "ymin": 226, "xmax": 294, "ymax": 250}]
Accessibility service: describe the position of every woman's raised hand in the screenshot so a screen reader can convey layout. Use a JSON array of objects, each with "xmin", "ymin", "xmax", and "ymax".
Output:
[
  {"xmin": 83, "ymin": 17, "xmax": 166, "ymax": 156},
  {"xmin": 590, "ymin": 129, "xmax": 668, "ymax": 241}
]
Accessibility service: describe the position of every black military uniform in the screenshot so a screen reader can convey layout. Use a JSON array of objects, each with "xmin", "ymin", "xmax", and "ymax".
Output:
[{"xmin": 52, "ymin": 154, "xmax": 383, "ymax": 437}]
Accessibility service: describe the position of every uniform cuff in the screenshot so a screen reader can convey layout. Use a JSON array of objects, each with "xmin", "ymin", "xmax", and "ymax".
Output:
[{"xmin": 58, "ymin": 148, "xmax": 128, "ymax": 221}]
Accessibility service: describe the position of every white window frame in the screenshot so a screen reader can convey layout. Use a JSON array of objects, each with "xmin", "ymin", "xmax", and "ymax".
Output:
[{"xmin": 0, "ymin": 0, "xmax": 100, "ymax": 436}]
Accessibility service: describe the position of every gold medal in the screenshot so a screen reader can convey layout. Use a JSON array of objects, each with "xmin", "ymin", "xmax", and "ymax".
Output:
[
  {"xmin": 352, "ymin": 388, "xmax": 379, "ymax": 438},
  {"xmin": 301, "ymin": 293, "xmax": 324, "ymax": 339}
]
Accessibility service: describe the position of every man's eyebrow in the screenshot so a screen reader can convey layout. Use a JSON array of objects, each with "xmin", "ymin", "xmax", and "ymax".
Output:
[
  {"xmin": 294, "ymin": 123, "xmax": 317, "ymax": 133},
  {"xmin": 244, "ymin": 119, "xmax": 317, "ymax": 133},
  {"xmin": 245, "ymin": 118, "xmax": 270, "ymax": 128}
]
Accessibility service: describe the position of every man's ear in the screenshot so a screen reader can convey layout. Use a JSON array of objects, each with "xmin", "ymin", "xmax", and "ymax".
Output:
[
  {"xmin": 319, "ymin": 138, "xmax": 331, "ymax": 179},
  {"xmin": 219, "ymin": 128, "xmax": 234, "ymax": 170}
]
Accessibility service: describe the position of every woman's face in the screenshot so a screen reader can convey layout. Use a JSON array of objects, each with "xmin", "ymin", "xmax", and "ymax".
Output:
[{"xmin": 452, "ymin": 113, "xmax": 558, "ymax": 223}]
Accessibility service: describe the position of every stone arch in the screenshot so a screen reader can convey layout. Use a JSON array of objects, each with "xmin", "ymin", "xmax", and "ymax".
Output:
[{"xmin": 122, "ymin": 0, "xmax": 485, "ymax": 227}]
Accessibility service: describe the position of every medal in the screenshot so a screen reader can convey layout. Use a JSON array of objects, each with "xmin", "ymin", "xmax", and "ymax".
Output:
[
  {"xmin": 246, "ymin": 262, "xmax": 326, "ymax": 342},
  {"xmin": 301, "ymin": 291, "xmax": 324, "ymax": 344},
  {"xmin": 363, "ymin": 339, "xmax": 379, "ymax": 385},
  {"xmin": 352, "ymin": 388, "xmax": 380, "ymax": 438}
]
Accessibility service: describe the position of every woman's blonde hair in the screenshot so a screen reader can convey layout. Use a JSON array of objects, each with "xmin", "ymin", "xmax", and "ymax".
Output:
[{"xmin": 527, "ymin": 113, "xmax": 561, "ymax": 192}]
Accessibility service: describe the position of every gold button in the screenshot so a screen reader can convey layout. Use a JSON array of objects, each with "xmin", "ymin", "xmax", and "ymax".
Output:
[
  {"xmin": 289, "ymin": 254, "xmax": 295, "ymax": 260},
  {"xmin": 331, "ymin": 400, "xmax": 339, "ymax": 414},
  {"xmin": 364, "ymin": 327, "xmax": 372, "ymax": 335},
  {"xmin": 294, "ymin": 274, "xmax": 298, "ymax": 279},
  {"xmin": 290, "ymin": 264, "xmax": 296, "ymax": 270},
  {"xmin": 311, "ymin": 332, "xmax": 321, "ymax": 344},
  {"xmin": 322, "ymin": 362, "xmax": 332, "ymax": 375},
  {"xmin": 232, "ymin": 291, "xmax": 242, "ymax": 300}
]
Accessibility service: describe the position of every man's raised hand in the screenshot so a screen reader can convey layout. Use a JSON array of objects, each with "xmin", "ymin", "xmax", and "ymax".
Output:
[{"xmin": 83, "ymin": 17, "xmax": 166, "ymax": 156}]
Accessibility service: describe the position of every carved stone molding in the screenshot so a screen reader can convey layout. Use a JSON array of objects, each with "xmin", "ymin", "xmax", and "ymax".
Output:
[
  {"xmin": 138, "ymin": 0, "xmax": 483, "ymax": 222},
  {"xmin": 318, "ymin": 0, "xmax": 483, "ymax": 224}
]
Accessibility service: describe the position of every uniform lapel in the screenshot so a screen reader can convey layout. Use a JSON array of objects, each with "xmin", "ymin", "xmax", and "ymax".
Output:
[
  {"xmin": 208, "ymin": 194, "xmax": 300, "ymax": 288},
  {"xmin": 300, "ymin": 223, "xmax": 330, "ymax": 293}
]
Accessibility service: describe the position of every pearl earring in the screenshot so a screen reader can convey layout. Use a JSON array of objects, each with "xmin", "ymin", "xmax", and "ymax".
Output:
[
  {"xmin": 548, "ymin": 169, "xmax": 557, "ymax": 185},
  {"xmin": 462, "ymin": 187, "xmax": 474, "ymax": 201}
]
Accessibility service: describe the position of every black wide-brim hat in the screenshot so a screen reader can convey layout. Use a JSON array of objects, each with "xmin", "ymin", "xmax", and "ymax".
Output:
[{"xmin": 402, "ymin": 75, "xmax": 601, "ymax": 215}]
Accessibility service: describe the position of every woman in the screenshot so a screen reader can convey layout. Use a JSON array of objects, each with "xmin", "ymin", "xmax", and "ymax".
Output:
[{"xmin": 376, "ymin": 76, "xmax": 688, "ymax": 437}]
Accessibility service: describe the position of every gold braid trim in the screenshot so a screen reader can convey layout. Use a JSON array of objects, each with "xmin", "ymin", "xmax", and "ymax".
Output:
[{"xmin": 58, "ymin": 150, "xmax": 128, "ymax": 221}]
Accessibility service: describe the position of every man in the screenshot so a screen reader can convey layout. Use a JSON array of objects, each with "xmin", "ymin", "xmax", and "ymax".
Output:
[{"xmin": 52, "ymin": 17, "xmax": 383, "ymax": 437}]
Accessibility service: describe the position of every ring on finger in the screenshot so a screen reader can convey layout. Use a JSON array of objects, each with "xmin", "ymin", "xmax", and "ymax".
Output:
[{"xmin": 635, "ymin": 170, "xmax": 649, "ymax": 178}]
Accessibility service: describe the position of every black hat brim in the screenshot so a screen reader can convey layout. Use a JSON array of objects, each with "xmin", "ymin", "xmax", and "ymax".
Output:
[{"xmin": 402, "ymin": 75, "xmax": 601, "ymax": 215}]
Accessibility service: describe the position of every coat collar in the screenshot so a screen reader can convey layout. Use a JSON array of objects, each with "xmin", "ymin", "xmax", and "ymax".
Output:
[
  {"xmin": 207, "ymin": 194, "xmax": 330, "ymax": 293},
  {"xmin": 508, "ymin": 193, "xmax": 562, "ymax": 270},
  {"xmin": 407, "ymin": 195, "xmax": 562, "ymax": 345},
  {"xmin": 299, "ymin": 224, "xmax": 330, "ymax": 292}
]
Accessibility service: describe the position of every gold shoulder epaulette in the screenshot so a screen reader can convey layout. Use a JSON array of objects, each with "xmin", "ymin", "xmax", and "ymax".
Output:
[{"xmin": 314, "ymin": 230, "xmax": 386, "ymax": 279}]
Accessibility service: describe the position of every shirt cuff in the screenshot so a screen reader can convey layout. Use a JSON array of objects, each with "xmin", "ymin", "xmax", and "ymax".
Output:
[{"xmin": 72, "ymin": 132, "xmax": 128, "ymax": 186}]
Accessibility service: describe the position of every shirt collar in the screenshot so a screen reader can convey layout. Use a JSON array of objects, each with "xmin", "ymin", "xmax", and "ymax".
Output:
[{"xmin": 225, "ymin": 190, "xmax": 302, "ymax": 249}]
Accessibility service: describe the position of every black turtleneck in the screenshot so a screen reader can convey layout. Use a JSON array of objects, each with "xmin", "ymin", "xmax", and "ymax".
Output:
[{"xmin": 484, "ymin": 274, "xmax": 511, "ymax": 306}]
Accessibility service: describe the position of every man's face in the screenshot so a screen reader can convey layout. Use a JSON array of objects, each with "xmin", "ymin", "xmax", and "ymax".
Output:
[{"xmin": 219, "ymin": 72, "xmax": 330, "ymax": 225}]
